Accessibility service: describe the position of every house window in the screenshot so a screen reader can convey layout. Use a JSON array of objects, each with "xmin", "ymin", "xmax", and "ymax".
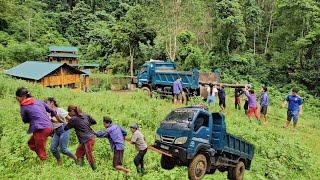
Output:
[{"xmin": 65, "ymin": 83, "xmax": 79, "ymax": 89}]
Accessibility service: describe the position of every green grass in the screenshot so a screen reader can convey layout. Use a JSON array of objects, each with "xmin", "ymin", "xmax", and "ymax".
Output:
[{"xmin": 0, "ymin": 74, "xmax": 319, "ymax": 179}]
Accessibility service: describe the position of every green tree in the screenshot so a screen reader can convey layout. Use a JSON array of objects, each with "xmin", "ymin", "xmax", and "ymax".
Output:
[
  {"xmin": 242, "ymin": 0, "xmax": 262, "ymax": 54},
  {"xmin": 111, "ymin": 5, "xmax": 156, "ymax": 76},
  {"xmin": 211, "ymin": 0, "xmax": 246, "ymax": 54},
  {"xmin": 176, "ymin": 31, "xmax": 203, "ymax": 70},
  {"xmin": 65, "ymin": 1, "xmax": 97, "ymax": 45}
]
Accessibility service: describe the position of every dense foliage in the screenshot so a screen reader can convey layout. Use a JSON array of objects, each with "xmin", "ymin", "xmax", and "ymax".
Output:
[
  {"xmin": 0, "ymin": 0, "xmax": 319, "ymax": 95},
  {"xmin": 0, "ymin": 74, "xmax": 320, "ymax": 179}
]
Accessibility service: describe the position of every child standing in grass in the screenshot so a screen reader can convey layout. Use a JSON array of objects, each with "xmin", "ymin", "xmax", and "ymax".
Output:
[
  {"xmin": 64, "ymin": 105, "xmax": 97, "ymax": 170},
  {"xmin": 127, "ymin": 123, "xmax": 148, "ymax": 175},
  {"xmin": 95, "ymin": 116, "xmax": 130, "ymax": 174},
  {"xmin": 16, "ymin": 87, "xmax": 59, "ymax": 161}
]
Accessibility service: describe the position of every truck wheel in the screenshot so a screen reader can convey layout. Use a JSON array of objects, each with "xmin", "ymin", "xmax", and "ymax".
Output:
[
  {"xmin": 141, "ymin": 87, "xmax": 151, "ymax": 97},
  {"xmin": 160, "ymin": 155, "xmax": 175, "ymax": 170},
  {"xmin": 188, "ymin": 154, "xmax": 207, "ymax": 180},
  {"xmin": 232, "ymin": 161, "xmax": 245, "ymax": 180}
]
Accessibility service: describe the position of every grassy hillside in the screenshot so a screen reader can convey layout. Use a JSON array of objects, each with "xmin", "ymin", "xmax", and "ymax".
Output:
[{"xmin": 0, "ymin": 74, "xmax": 319, "ymax": 180}]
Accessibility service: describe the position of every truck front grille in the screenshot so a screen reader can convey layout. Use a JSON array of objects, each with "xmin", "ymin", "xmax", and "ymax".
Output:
[{"xmin": 161, "ymin": 135, "xmax": 175, "ymax": 144}]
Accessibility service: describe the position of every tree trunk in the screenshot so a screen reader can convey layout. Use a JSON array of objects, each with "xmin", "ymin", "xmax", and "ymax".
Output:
[
  {"xmin": 299, "ymin": 18, "xmax": 305, "ymax": 68},
  {"xmin": 169, "ymin": 36, "xmax": 173, "ymax": 60},
  {"xmin": 226, "ymin": 34, "xmax": 230, "ymax": 55},
  {"xmin": 264, "ymin": 8, "xmax": 273, "ymax": 55},
  {"xmin": 254, "ymin": 27, "xmax": 256, "ymax": 55},
  {"xmin": 129, "ymin": 45, "xmax": 134, "ymax": 77},
  {"xmin": 28, "ymin": 18, "xmax": 31, "ymax": 41},
  {"xmin": 173, "ymin": 0, "xmax": 181, "ymax": 61}
]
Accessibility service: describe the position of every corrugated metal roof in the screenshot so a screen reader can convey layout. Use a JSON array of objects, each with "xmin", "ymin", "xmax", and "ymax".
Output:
[
  {"xmin": 49, "ymin": 46, "xmax": 78, "ymax": 52},
  {"xmin": 82, "ymin": 63, "xmax": 100, "ymax": 67},
  {"xmin": 48, "ymin": 53, "xmax": 79, "ymax": 58},
  {"xmin": 5, "ymin": 61, "xmax": 85, "ymax": 80},
  {"xmin": 81, "ymin": 69, "xmax": 91, "ymax": 75}
]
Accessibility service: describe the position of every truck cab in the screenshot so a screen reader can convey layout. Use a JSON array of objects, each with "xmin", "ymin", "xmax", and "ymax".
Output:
[{"xmin": 153, "ymin": 106, "xmax": 254, "ymax": 180}]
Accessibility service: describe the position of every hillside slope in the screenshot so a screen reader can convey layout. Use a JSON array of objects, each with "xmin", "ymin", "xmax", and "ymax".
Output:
[{"xmin": 0, "ymin": 74, "xmax": 319, "ymax": 179}]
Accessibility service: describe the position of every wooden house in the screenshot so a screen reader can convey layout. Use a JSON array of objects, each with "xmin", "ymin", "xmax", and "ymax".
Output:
[
  {"xmin": 48, "ymin": 46, "xmax": 79, "ymax": 65},
  {"xmin": 5, "ymin": 61, "xmax": 89, "ymax": 92}
]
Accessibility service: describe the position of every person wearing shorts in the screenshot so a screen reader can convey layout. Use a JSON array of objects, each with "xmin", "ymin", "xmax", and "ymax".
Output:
[
  {"xmin": 283, "ymin": 88, "xmax": 303, "ymax": 128},
  {"xmin": 260, "ymin": 87, "xmax": 269, "ymax": 123},
  {"xmin": 113, "ymin": 149, "xmax": 124, "ymax": 168},
  {"xmin": 95, "ymin": 116, "xmax": 130, "ymax": 174}
]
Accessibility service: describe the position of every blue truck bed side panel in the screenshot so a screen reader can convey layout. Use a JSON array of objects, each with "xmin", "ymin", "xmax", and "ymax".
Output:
[
  {"xmin": 224, "ymin": 133, "xmax": 254, "ymax": 160},
  {"xmin": 211, "ymin": 112, "xmax": 254, "ymax": 160},
  {"xmin": 151, "ymin": 69, "xmax": 199, "ymax": 89}
]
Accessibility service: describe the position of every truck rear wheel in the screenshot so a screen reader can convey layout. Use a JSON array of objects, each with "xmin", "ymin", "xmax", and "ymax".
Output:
[
  {"xmin": 188, "ymin": 154, "xmax": 207, "ymax": 180},
  {"xmin": 141, "ymin": 87, "xmax": 151, "ymax": 97},
  {"xmin": 160, "ymin": 155, "xmax": 175, "ymax": 170},
  {"xmin": 228, "ymin": 161, "xmax": 245, "ymax": 180}
]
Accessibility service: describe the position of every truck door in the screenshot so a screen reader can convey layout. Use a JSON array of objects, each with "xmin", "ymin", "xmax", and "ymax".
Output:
[
  {"xmin": 189, "ymin": 111, "xmax": 211, "ymax": 153},
  {"xmin": 138, "ymin": 65, "xmax": 150, "ymax": 87}
]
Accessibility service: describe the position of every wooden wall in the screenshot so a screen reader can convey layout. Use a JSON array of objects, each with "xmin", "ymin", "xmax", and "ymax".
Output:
[
  {"xmin": 40, "ymin": 66, "xmax": 83, "ymax": 91},
  {"xmin": 48, "ymin": 57, "xmax": 79, "ymax": 65}
]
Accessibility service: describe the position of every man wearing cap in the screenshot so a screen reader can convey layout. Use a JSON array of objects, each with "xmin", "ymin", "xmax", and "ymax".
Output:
[{"xmin": 127, "ymin": 123, "xmax": 147, "ymax": 175}]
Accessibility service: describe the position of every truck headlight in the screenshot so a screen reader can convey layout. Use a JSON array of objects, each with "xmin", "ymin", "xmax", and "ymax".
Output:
[
  {"xmin": 174, "ymin": 137, "xmax": 188, "ymax": 144},
  {"xmin": 155, "ymin": 134, "xmax": 161, "ymax": 141}
]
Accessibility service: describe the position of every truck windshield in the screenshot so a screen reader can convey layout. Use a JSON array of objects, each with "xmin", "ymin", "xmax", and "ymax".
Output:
[
  {"xmin": 140, "ymin": 66, "xmax": 147, "ymax": 74},
  {"xmin": 161, "ymin": 110, "xmax": 195, "ymax": 129}
]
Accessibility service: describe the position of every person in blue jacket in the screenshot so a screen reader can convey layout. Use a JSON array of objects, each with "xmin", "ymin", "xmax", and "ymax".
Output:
[{"xmin": 95, "ymin": 116, "xmax": 130, "ymax": 174}]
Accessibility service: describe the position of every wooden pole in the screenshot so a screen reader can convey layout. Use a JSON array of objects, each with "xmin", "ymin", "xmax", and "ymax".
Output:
[
  {"xmin": 124, "ymin": 139, "xmax": 172, "ymax": 157},
  {"xmin": 199, "ymin": 82, "xmax": 248, "ymax": 88}
]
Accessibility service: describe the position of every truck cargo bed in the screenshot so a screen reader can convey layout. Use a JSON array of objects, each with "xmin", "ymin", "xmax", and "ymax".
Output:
[
  {"xmin": 223, "ymin": 133, "xmax": 254, "ymax": 160},
  {"xmin": 152, "ymin": 69, "xmax": 199, "ymax": 89}
]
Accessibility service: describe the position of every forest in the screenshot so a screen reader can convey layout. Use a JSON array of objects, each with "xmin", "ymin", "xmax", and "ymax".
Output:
[{"xmin": 0, "ymin": 0, "xmax": 319, "ymax": 95}]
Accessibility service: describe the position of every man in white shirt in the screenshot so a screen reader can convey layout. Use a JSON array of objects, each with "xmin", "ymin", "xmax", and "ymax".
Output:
[{"xmin": 207, "ymin": 85, "xmax": 218, "ymax": 106}]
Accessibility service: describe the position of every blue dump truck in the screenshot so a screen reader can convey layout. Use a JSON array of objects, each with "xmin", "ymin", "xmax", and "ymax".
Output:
[
  {"xmin": 134, "ymin": 60, "xmax": 219, "ymax": 101},
  {"xmin": 153, "ymin": 106, "xmax": 254, "ymax": 180}
]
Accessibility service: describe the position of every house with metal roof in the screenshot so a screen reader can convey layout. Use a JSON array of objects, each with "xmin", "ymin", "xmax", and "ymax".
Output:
[
  {"xmin": 5, "ymin": 61, "xmax": 89, "ymax": 92},
  {"xmin": 48, "ymin": 45, "xmax": 79, "ymax": 65}
]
